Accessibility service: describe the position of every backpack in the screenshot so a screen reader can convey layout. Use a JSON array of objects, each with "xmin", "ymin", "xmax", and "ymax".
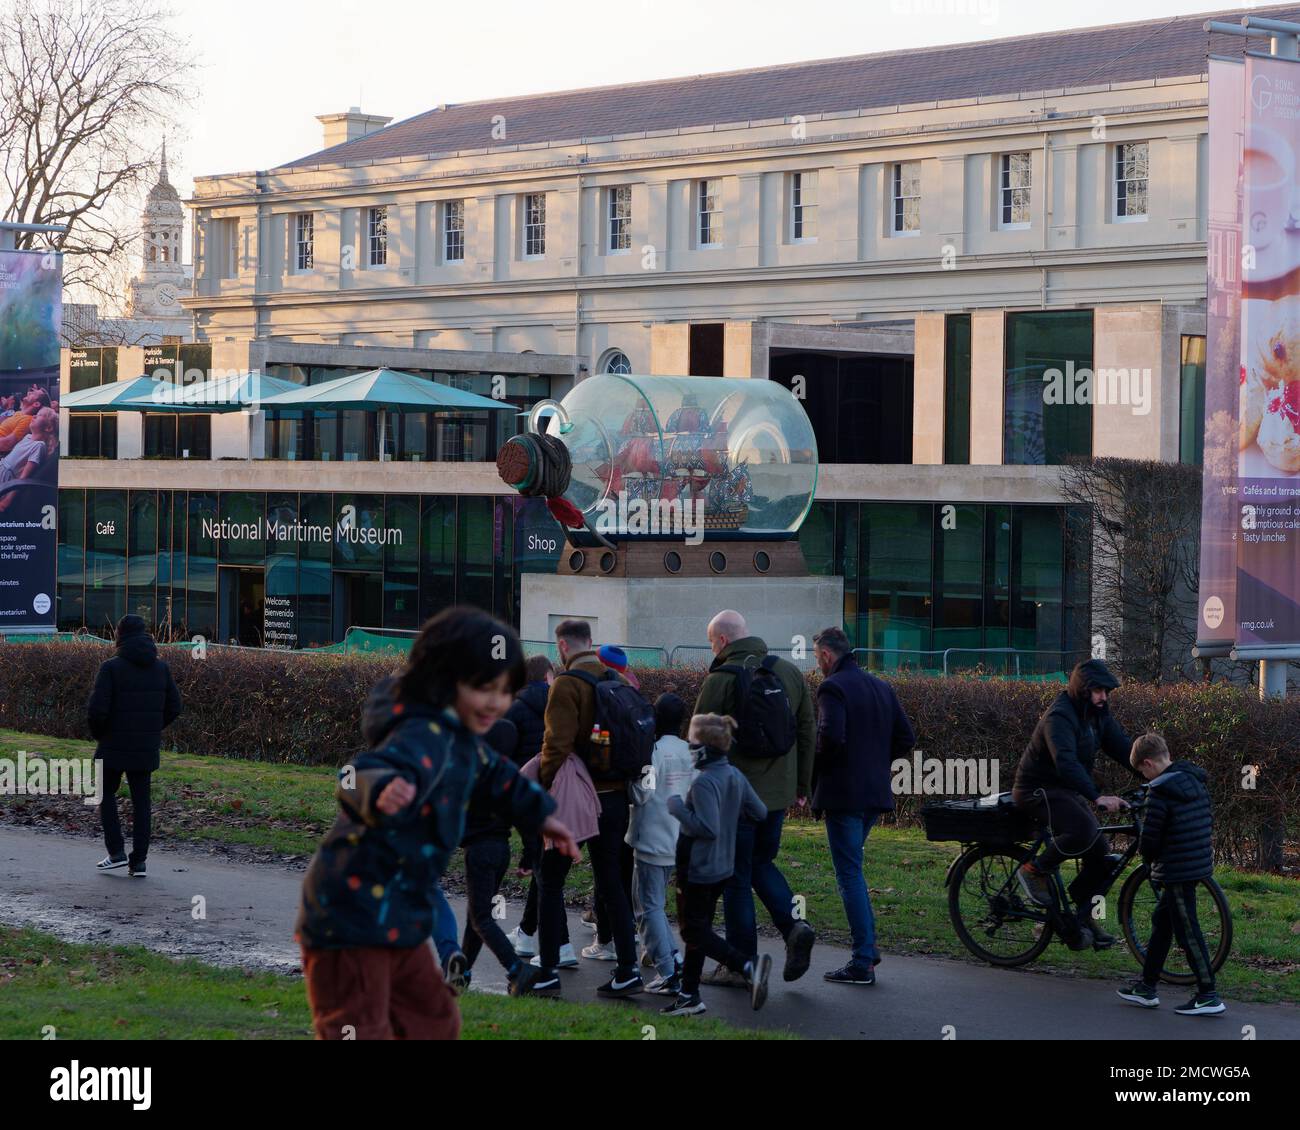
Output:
[
  {"xmin": 560, "ymin": 669, "xmax": 656, "ymax": 780},
  {"xmin": 721, "ymin": 655, "xmax": 797, "ymax": 760}
]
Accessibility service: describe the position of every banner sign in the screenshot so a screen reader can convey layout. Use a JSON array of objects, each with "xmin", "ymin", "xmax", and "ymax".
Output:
[
  {"xmin": 1237, "ymin": 55, "xmax": 1300, "ymax": 648},
  {"xmin": 0, "ymin": 249, "xmax": 62, "ymax": 632},
  {"xmin": 1199, "ymin": 58, "xmax": 1245, "ymax": 651}
]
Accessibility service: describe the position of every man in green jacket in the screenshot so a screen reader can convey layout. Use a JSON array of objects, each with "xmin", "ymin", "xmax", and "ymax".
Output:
[{"xmin": 692, "ymin": 610, "xmax": 816, "ymax": 984}]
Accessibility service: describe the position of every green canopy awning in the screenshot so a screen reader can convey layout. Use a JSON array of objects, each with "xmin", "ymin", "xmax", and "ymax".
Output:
[
  {"xmin": 256, "ymin": 367, "xmax": 515, "ymax": 413},
  {"xmin": 62, "ymin": 376, "xmax": 174, "ymax": 413}
]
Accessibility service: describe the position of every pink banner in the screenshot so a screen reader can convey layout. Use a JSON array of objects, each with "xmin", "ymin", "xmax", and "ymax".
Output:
[{"xmin": 1237, "ymin": 54, "xmax": 1300, "ymax": 648}]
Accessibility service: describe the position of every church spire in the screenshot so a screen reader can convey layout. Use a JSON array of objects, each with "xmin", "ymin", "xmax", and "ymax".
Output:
[{"xmin": 159, "ymin": 138, "xmax": 169, "ymax": 186}]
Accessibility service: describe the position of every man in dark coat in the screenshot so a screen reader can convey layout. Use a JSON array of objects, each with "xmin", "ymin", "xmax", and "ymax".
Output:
[
  {"xmin": 87, "ymin": 615, "xmax": 181, "ymax": 877},
  {"xmin": 811, "ymin": 627, "xmax": 915, "ymax": 985},
  {"xmin": 1012, "ymin": 658, "xmax": 1137, "ymax": 948}
]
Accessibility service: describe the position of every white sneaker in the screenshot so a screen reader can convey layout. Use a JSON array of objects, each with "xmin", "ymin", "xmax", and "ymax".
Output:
[
  {"xmin": 581, "ymin": 940, "xmax": 618, "ymax": 961},
  {"xmin": 507, "ymin": 926, "xmax": 537, "ymax": 958},
  {"xmin": 528, "ymin": 943, "xmax": 579, "ymax": 969}
]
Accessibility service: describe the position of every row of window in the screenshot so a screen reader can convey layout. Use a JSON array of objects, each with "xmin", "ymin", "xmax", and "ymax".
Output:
[{"xmin": 260, "ymin": 142, "xmax": 1151, "ymax": 278}]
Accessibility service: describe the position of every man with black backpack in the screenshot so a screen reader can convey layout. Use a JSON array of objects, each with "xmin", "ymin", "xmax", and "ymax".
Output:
[
  {"xmin": 539, "ymin": 619, "xmax": 655, "ymax": 998},
  {"xmin": 693, "ymin": 610, "xmax": 816, "ymax": 985}
]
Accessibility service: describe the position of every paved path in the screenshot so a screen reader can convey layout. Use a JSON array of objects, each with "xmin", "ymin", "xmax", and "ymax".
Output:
[{"xmin": 1, "ymin": 826, "xmax": 1296, "ymax": 1040}]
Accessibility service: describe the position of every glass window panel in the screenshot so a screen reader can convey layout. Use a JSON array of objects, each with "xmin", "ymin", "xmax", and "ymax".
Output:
[
  {"xmin": 933, "ymin": 504, "xmax": 985, "ymax": 661},
  {"xmin": 1011, "ymin": 506, "xmax": 1064, "ymax": 657},
  {"xmin": 420, "ymin": 495, "xmax": 457, "ymax": 622},
  {"xmin": 185, "ymin": 492, "xmax": 218, "ymax": 642},
  {"xmin": 862, "ymin": 502, "xmax": 933, "ymax": 667},
  {"xmin": 218, "ymin": 491, "xmax": 265, "ymax": 564},
  {"xmin": 126, "ymin": 490, "xmax": 158, "ymax": 628},
  {"xmin": 1179, "ymin": 335, "xmax": 1207, "ymax": 465},
  {"xmin": 1004, "ymin": 310, "xmax": 1094, "ymax": 465},
  {"xmin": 944, "ymin": 314, "xmax": 972, "ymax": 464},
  {"xmin": 457, "ymin": 495, "xmax": 494, "ymax": 611}
]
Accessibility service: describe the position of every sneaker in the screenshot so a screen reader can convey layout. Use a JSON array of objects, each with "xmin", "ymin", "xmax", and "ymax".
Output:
[
  {"xmin": 1174, "ymin": 992, "xmax": 1226, "ymax": 1016},
  {"xmin": 96, "ymin": 855, "xmax": 128, "ymax": 871},
  {"xmin": 128, "ymin": 860, "xmax": 146, "ymax": 879},
  {"xmin": 595, "ymin": 970, "xmax": 644, "ymax": 998},
  {"xmin": 783, "ymin": 921, "xmax": 816, "ymax": 982},
  {"xmin": 509, "ymin": 964, "xmax": 542, "ymax": 997},
  {"xmin": 1017, "ymin": 862, "xmax": 1054, "ymax": 907},
  {"xmin": 747, "ymin": 953, "xmax": 772, "ymax": 1011},
  {"xmin": 644, "ymin": 972, "xmax": 682, "ymax": 995},
  {"xmin": 529, "ymin": 970, "xmax": 562, "ymax": 994},
  {"xmin": 1116, "ymin": 980, "xmax": 1160, "ymax": 1008},
  {"xmin": 444, "ymin": 951, "xmax": 469, "ymax": 996},
  {"xmin": 529, "ymin": 943, "xmax": 579, "ymax": 970},
  {"xmin": 702, "ymin": 962, "xmax": 749, "ymax": 988},
  {"xmin": 661, "ymin": 991, "xmax": 706, "ymax": 1016},
  {"xmin": 824, "ymin": 962, "xmax": 875, "ymax": 986},
  {"xmin": 581, "ymin": 940, "xmax": 617, "ymax": 962},
  {"xmin": 507, "ymin": 926, "xmax": 537, "ymax": 958}
]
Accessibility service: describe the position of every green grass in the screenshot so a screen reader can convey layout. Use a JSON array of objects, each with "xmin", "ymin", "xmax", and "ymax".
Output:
[
  {"xmin": 3, "ymin": 729, "xmax": 1298, "ymax": 1004},
  {"xmin": 0, "ymin": 926, "xmax": 789, "ymax": 1040}
]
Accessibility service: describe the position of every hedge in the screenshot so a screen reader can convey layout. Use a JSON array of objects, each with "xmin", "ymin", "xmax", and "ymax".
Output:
[{"xmin": 2, "ymin": 642, "xmax": 1296, "ymax": 868}]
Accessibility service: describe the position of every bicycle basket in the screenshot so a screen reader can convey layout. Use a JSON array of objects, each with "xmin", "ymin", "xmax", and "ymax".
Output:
[{"xmin": 920, "ymin": 793, "xmax": 1035, "ymax": 845}]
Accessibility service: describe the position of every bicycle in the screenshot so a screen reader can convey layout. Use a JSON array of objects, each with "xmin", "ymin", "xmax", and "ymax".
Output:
[{"xmin": 931, "ymin": 786, "xmax": 1233, "ymax": 984}]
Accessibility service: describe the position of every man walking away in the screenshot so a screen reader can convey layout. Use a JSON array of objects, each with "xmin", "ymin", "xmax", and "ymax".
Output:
[
  {"xmin": 538, "ymin": 619, "xmax": 645, "ymax": 998},
  {"xmin": 812, "ymin": 627, "xmax": 915, "ymax": 984},
  {"xmin": 693, "ymin": 609, "xmax": 816, "ymax": 985},
  {"xmin": 88, "ymin": 615, "xmax": 182, "ymax": 878}
]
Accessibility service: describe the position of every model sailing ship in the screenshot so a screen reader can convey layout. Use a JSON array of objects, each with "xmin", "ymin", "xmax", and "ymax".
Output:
[{"xmin": 592, "ymin": 391, "xmax": 754, "ymax": 531}]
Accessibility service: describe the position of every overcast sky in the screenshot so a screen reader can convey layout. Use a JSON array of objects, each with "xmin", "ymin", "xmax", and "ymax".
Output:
[{"xmin": 160, "ymin": 1, "xmax": 1252, "ymax": 197}]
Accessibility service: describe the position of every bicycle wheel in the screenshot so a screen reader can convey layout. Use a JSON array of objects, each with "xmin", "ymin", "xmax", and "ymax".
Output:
[
  {"xmin": 1118, "ymin": 865, "xmax": 1234, "ymax": 986},
  {"xmin": 948, "ymin": 844, "xmax": 1054, "ymax": 967}
]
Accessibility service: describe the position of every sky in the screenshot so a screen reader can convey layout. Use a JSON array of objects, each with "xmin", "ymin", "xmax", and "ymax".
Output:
[{"xmin": 157, "ymin": 0, "xmax": 1261, "ymax": 202}]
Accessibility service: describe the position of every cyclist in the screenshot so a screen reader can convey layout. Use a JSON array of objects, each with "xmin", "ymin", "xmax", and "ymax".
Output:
[{"xmin": 1012, "ymin": 659, "xmax": 1138, "ymax": 950}]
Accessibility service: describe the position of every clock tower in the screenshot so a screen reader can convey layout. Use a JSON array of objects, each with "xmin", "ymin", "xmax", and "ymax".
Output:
[{"xmin": 128, "ymin": 141, "xmax": 191, "ymax": 323}]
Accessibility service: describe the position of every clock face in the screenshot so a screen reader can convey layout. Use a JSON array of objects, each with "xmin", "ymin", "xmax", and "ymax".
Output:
[{"xmin": 156, "ymin": 283, "xmax": 178, "ymax": 307}]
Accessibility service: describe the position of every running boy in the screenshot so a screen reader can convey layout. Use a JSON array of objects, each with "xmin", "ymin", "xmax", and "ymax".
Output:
[
  {"xmin": 296, "ymin": 607, "xmax": 578, "ymax": 1039},
  {"xmin": 1116, "ymin": 733, "xmax": 1224, "ymax": 1016}
]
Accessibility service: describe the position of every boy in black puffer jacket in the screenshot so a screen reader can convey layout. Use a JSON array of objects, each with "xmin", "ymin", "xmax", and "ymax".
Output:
[{"xmin": 1116, "ymin": 733, "xmax": 1224, "ymax": 1016}]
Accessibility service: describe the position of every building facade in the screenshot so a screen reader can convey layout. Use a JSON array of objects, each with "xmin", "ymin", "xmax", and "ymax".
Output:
[{"xmin": 58, "ymin": 9, "xmax": 1276, "ymax": 668}]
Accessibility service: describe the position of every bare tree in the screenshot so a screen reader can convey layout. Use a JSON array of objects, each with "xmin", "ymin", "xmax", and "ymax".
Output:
[
  {"xmin": 1060, "ymin": 457, "xmax": 1202, "ymax": 683},
  {"xmin": 0, "ymin": 0, "xmax": 192, "ymax": 303}
]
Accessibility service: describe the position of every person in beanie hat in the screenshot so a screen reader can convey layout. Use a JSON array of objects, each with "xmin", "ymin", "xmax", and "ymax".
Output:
[
  {"xmin": 1012, "ymin": 659, "xmax": 1140, "ymax": 949},
  {"xmin": 88, "ymin": 615, "xmax": 182, "ymax": 877},
  {"xmin": 598, "ymin": 644, "xmax": 640, "ymax": 691}
]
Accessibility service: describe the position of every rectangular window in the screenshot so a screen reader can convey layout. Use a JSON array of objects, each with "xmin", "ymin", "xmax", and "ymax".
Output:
[
  {"xmin": 295, "ymin": 213, "xmax": 314, "ymax": 271},
  {"xmin": 892, "ymin": 161, "xmax": 921, "ymax": 235},
  {"xmin": 698, "ymin": 178, "xmax": 722, "ymax": 247},
  {"xmin": 1179, "ymin": 334, "xmax": 1207, "ymax": 465},
  {"xmin": 1000, "ymin": 152, "xmax": 1032, "ymax": 228},
  {"xmin": 944, "ymin": 314, "xmax": 972, "ymax": 464},
  {"xmin": 608, "ymin": 185, "xmax": 632, "ymax": 252},
  {"xmin": 367, "ymin": 206, "xmax": 388, "ymax": 266},
  {"xmin": 215, "ymin": 219, "xmax": 239, "ymax": 279},
  {"xmin": 1115, "ymin": 142, "xmax": 1149, "ymax": 220},
  {"xmin": 791, "ymin": 171, "xmax": 817, "ymax": 241},
  {"xmin": 1004, "ymin": 310, "xmax": 1094, "ymax": 465},
  {"xmin": 443, "ymin": 200, "xmax": 464, "ymax": 263},
  {"xmin": 523, "ymin": 193, "xmax": 546, "ymax": 257}
]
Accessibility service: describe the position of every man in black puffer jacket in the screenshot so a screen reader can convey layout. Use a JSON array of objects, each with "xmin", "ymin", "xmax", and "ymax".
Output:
[
  {"xmin": 1117, "ymin": 733, "xmax": 1224, "ymax": 1015},
  {"xmin": 1012, "ymin": 658, "xmax": 1138, "ymax": 949},
  {"xmin": 506, "ymin": 656, "xmax": 553, "ymax": 767},
  {"xmin": 87, "ymin": 615, "xmax": 182, "ymax": 878}
]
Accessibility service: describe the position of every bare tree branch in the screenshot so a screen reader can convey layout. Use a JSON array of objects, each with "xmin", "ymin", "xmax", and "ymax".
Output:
[{"xmin": 0, "ymin": 0, "xmax": 193, "ymax": 305}]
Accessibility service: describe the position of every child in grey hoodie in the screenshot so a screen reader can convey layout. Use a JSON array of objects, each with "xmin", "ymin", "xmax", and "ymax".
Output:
[
  {"xmin": 663, "ymin": 713, "xmax": 771, "ymax": 1017},
  {"xmin": 628, "ymin": 693, "xmax": 696, "ymax": 994}
]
